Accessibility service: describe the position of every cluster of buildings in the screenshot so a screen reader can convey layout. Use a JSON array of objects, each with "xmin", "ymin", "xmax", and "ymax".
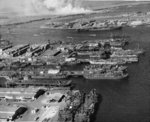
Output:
[
  {"xmin": 0, "ymin": 35, "xmax": 98, "ymax": 122},
  {"xmin": 0, "ymin": 21, "xmax": 145, "ymax": 121},
  {"xmin": 0, "ymin": 87, "xmax": 97, "ymax": 122}
]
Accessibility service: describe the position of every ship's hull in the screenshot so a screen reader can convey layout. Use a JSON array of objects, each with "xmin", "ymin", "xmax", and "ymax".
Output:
[
  {"xmin": 89, "ymin": 60, "xmax": 118, "ymax": 65},
  {"xmin": 31, "ymin": 75, "xmax": 68, "ymax": 80},
  {"xmin": 6, "ymin": 79, "xmax": 72, "ymax": 87},
  {"xmin": 83, "ymin": 74, "xmax": 128, "ymax": 80},
  {"xmin": 89, "ymin": 60, "xmax": 126, "ymax": 65},
  {"xmin": 111, "ymin": 57, "xmax": 138, "ymax": 63},
  {"xmin": 77, "ymin": 26, "xmax": 122, "ymax": 32},
  {"xmin": 64, "ymin": 60, "xmax": 81, "ymax": 65}
]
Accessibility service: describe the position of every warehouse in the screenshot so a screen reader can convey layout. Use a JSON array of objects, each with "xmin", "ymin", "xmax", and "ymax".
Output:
[
  {"xmin": 0, "ymin": 87, "xmax": 45, "ymax": 101},
  {"xmin": 0, "ymin": 105, "xmax": 27, "ymax": 121}
]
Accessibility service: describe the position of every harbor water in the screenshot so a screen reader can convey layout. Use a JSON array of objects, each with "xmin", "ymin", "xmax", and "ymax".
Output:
[
  {"xmin": 69, "ymin": 26, "xmax": 150, "ymax": 122},
  {"xmin": 1, "ymin": 26, "xmax": 150, "ymax": 122},
  {"xmin": 1, "ymin": 1, "xmax": 150, "ymax": 122}
]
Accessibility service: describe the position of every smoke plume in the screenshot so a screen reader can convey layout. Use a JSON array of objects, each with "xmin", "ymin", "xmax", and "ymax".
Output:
[
  {"xmin": 0, "ymin": 0, "xmax": 91, "ymax": 16},
  {"xmin": 33, "ymin": 0, "xmax": 91, "ymax": 15}
]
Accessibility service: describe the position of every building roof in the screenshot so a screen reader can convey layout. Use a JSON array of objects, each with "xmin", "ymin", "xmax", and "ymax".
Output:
[
  {"xmin": 0, "ymin": 87, "xmax": 41, "ymax": 99},
  {"xmin": 0, "ymin": 105, "xmax": 19, "ymax": 119}
]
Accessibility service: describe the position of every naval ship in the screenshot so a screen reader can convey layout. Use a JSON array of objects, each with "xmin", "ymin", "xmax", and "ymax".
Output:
[{"xmin": 83, "ymin": 64, "xmax": 128, "ymax": 80}]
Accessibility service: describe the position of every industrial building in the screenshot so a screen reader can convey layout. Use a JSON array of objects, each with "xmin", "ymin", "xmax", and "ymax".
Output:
[
  {"xmin": 0, "ymin": 87, "xmax": 45, "ymax": 101},
  {"xmin": 0, "ymin": 105, "xmax": 27, "ymax": 121}
]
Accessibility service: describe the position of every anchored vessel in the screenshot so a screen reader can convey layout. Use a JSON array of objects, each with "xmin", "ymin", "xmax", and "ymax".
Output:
[
  {"xmin": 83, "ymin": 65, "xmax": 128, "ymax": 80},
  {"xmin": 77, "ymin": 26, "xmax": 123, "ymax": 32},
  {"xmin": 6, "ymin": 79, "xmax": 72, "ymax": 87}
]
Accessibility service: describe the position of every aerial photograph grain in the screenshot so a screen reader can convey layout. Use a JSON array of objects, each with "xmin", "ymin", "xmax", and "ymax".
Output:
[{"xmin": 0, "ymin": 0, "xmax": 150, "ymax": 122}]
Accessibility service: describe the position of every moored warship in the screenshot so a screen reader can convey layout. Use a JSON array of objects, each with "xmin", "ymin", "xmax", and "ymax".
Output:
[
  {"xmin": 13, "ymin": 65, "xmax": 69, "ymax": 80},
  {"xmin": 83, "ymin": 64, "xmax": 128, "ymax": 80},
  {"xmin": 88, "ymin": 58, "xmax": 126, "ymax": 65},
  {"xmin": 6, "ymin": 79, "xmax": 72, "ymax": 87},
  {"xmin": 76, "ymin": 26, "xmax": 123, "ymax": 32}
]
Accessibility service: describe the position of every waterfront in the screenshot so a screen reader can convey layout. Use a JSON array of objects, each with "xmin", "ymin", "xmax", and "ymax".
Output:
[
  {"xmin": 1, "ymin": 25, "xmax": 150, "ymax": 122},
  {"xmin": 73, "ymin": 26, "xmax": 150, "ymax": 122},
  {"xmin": 1, "ymin": 1, "xmax": 150, "ymax": 122}
]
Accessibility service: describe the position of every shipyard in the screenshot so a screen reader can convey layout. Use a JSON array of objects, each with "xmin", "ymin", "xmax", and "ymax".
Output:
[
  {"xmin": 0, "ymin": 1, "xmax": 150, "ymax": 122},
  {"xmin": 0, "ymin": 34, "xmax": 144, "ymax": 83}
]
